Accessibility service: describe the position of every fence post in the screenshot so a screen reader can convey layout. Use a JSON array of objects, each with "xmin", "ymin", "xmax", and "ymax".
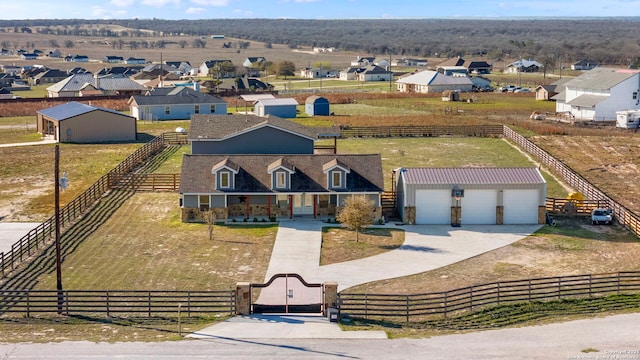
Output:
[
  {"xmin": 178, "ymin": 303, "xmax": 182, "ymax": 337},
  {"xmin": 497, "ymin": 282, "xmax": 500, "ymax": 306},
  {"xmin": 26, "ymin": 291, "xmax": 30, "ymax": 319},
  {"xmin": 148, "ymin": 291, "xmax": 152, "ymax": 318},
  {"xmin": 558, "ymin": 278, "xmax": 561, "ymax": 300},
  {"xmin": 106, "ymin": 291, "xmax": 110, "ymax": 318},
  {"xmin": 443, "ymin": 292, "xmax": 448, "ymax": 319},
  {"xmin": 589, "ymin": 274, "xmax": 592, "ymax": 297},
  {"xmin": 405, "ymin": 295, "xmax": 410, "ymax": 323},
  {"xmin": 617, "ymin": 272, "xmax": 621, "ymax": 294},
  {"xmin": 470, "ymin": 287, "xmax": 473, "ymax": 312},
  {"xmin": 187, "ymin": 292, "xmax": 191, "ymax": 319}
]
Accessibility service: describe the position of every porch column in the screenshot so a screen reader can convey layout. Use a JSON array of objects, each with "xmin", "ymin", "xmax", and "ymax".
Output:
[
  {"xmin": 289, "ymin": 195, "xmax": 293, "ymax": 219},
  {"xmin": 313, "ymin": 194, "xmax": 317, "ymax": 219},
  {"xmin": 267, "ymin": 195, "xmax": 271, "ymax": 219},
  {"xmin": 245, "ymin": 195, "xmax": 250, "ymax": 219}
]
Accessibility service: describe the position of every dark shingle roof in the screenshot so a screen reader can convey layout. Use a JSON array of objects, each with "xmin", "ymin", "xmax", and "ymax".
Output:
[
  {"xmin": 180, "ymin": 154, "xmax": 384, "ymax": 193},
  {"xmin": 188, "ymin": 114, "xmax": 339, "ymax": 141},
  {"xmin": 401, "ymin": 167, "xmax": 545, "ymax": 185}
]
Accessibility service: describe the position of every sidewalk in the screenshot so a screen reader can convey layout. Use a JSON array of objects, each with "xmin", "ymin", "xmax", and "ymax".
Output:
[{"xmin": 0, "ymin": 139, "xmax": 57, "ymax": 148}]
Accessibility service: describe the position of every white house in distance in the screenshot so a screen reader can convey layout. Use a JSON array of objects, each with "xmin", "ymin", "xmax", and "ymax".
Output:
[
  {"xmin": 396, "ymin": 70, "xmax": 473, "ymax": 93},
  {"xmin": 505, "ymin": 59, "xmax": 543, "ymax": 73},
  {"xmin": 554, "ymin": 67, "xmax": 640, "ymax": 121}
]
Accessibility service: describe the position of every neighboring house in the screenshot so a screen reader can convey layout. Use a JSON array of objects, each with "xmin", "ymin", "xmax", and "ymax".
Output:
[
  {"xmin": 339, "ymin": 67, "xmax": 359, "ymax": 81},
  {"xmin": 553, "ymin": 67, "xmax": 640, "ymax": 121},
  {"xmin": 47, "ymin": 49, "xmax": 62, "ymax": 58},
  {"xmin": 396, "ymin": 70, "xmax": 474, "ymax": 93},
  {"xmin": 300, "ymin": 67, "xmax": 332, "ymax": 79},
  {"xmin": 125, "ymin": 57, "xmax": 146, "ymax": 64},
  {"xmin": 505, "ymin": 59, "xmax": 543, "ymax": 73},
  {"xmin": 199, "ymin": 59, "xmax": 234, "ymax": 77},
  {"xmin": 396, "ymin": 167, "xmax": 546, "ymax": 225},
  {"xmin": 1, "ymin": 65, "xmax": 21, "ymax": 76},
  {"xmin": 36, "ymin": 101, "xmax": 137, "ymax": 143},
  {"xmin": 165, "ymin": 61, "xmax": 192, "ymax": 75},
  {"xmin": 305, "ymin": 96, "xmax": 330, "ymax": 116},
  {"xmin": 0, "ymin": 87, "xmax": 14, "ymax": 99},
  {"xmin": 242, "ymin": 56, "xmax": 266, "ymax": 73},
  {"xmin": 0, "ymin": 74, "xmax": 19, "ymax": 88},
  {"xmin": 97, "ymin": 66, "xmax": 141, "ymax": 77},
  {"xmin": 436, "ymin": 57, "xmax": 492, "ymax": 74},
  {"xmin": 254, "ymin": 98, "xmax": 298, "ymax": 118},
  {"xmin": 350, "ymin": 56, "xmax": 376, "ymax": 67},
  {"xmin": 64, "ymin": 54, "xmax": 89, "ymax": 62},
  {"xmin": 46, "ymin": 73, "xmax": 147, "ymax": 97},
  {"xmin": 187, "ymin": 114, "xmax": 339, "ymax": 155},
  {"xmin": 217, "ymin": 75, "xmax": 273, "ymax": 92},
  {"xmin": 19, "ymin": 53, "xmax": 37, "ymax": 60},
  {"xmin": 30, "ymin": 69, "xmax": 69, "ymax": 85},
  {"xmin": 104, "ymin": 55, "xmax": 124, "ymax": 63},
  {"xmin": 571, "ymin": 59, "xmax": 599, "ymax": 71},
  {"xmin": 354, "ymin": 65, "xmax": 392, "ymax": 82},
  {"xmin": 437, "ymin": 66, "xmax": 469, "ymax": 76},
  {"xmin": 128, "ymin": 86, "xmax": 227, "ymax": 121},
  {"xmin": 535, "ymin": 82, "xmax": 565, "ymax": 101},
  {"xmin": 179, "ymin": 153, "xmax": 384, "ymax": 222},
  {"xmin": 470, "ymin": 76, "xmax": 492, "ymax": 91}
]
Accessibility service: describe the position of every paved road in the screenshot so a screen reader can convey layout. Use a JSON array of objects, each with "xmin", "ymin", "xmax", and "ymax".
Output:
[{"xmin": 1, "ymin": 313, "xmax": 638, "ymax": 359}]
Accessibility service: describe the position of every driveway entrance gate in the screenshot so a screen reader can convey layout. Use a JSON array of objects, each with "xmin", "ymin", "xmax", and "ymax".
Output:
[{"xmin": 251, "ymin": 274, "xmax": 324, "ymax": 314}]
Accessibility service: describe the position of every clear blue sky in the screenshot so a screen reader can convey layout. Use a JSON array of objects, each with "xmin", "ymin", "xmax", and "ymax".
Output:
[{"xmin": 1, "ymin": 0, "xmax": 639, "ymax": 20}]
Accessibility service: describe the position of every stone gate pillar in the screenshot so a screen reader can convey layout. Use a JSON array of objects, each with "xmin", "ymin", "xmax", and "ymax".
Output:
[
  {"xmin": 323, "ymin": 281, "xmax": 338, "ymax": 316},
  {"xmin": 236, "ymin": 282, "xmax": 251, "ymax": 315}
]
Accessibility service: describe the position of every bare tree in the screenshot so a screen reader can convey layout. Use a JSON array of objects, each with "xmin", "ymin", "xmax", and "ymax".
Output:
[{"xmin": 336, "ymin": 196, "xmax": 375, "ymax": 242}]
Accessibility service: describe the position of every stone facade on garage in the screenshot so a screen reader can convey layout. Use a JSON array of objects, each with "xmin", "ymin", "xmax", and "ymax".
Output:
[{"xmin": 396, "ymin": 167, "xmax": 546, "ymax": 225}]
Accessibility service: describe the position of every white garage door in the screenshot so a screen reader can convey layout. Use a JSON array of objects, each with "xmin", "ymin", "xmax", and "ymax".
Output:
[
  {"xmin": 461, "ymin": 190, "xmax": 497, "ymax": 224},
  {"xmin": 415, "ymin": 190, "xmax": 451, "ymax": 224},
  {"xmin": 503, "ymin": 189, "xmax": 540, "ymax": 224}
]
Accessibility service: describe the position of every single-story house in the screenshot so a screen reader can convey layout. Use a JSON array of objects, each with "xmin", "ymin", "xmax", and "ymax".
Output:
[
  {"xmin": 254, "ymin": 98, "xmax": 298, "ymax": 118},
  {"xmin": 64, "ymin": 55, "xmax": 89, "ymax": 62},
  {"xmin": 46, "ymin": 73, "xmax": 147, "ymax": 98},
  {"xmin": 396, "ymin": 70, "xmax": 474, "ymax": 93},
  {"xmin": 128, "ymin": 86, "xmax": 227, "ymax": 121},
  {"xmin": 19, "ymin": 53, "xmax": 37, "ymax": 60},
  {"xmin": 305, "ymin": 96, "xmax": 330, "ymax": 116},
  {"xmin": 179, "ymin": 153, "xmax": 384, "ymax": 222},
  {"xmin": 104, "ymin": 55, "xmax": 124, "ymax": 63},
  {"xmin": 30, "ymin": 69, "xmax": 69, "ymax": 85},
  {"xmin": 396, "ymin": 167, "xmax": 546, "ymax": 225},
  {"xmin": 505, "ymin": 59, "xmax": 543, "ymax": 74},
  {"xmin": 571, "ymin": 59, "xmax": 599, "ymax": 71},
  {"xmin": 165, "ymin": 61, "xmax": 192, "ymax": 75},
  {"xmin": 125, "ymin": 57, "xmax": 146, "ymax": 64},
  {"xmin": 36, "ymin": 101, "xmax": 137, "ymax": 143},
  {"xmin": 437, "ymin": 66, "xmax": 468, "ymax": 76},
  {"xmin": 199, "ymin": 59, "xmax": 235, "ymax": 77},
  {"xmin": 436, "ymin": 57, "xmax": 492, "ymax": 74},
  {"xmin": 188, "ymin": 114, "xmax": 338, "ymax": 155}
]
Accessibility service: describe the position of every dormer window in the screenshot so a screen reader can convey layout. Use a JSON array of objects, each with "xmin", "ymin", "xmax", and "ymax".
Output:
[
  {"xmin": 276, "ymin": 171, "xmax": 287, "ymax": 189},
  {"xmin": 220, "ymin": 171, "xmax": 231, "ymax": 189},
  {"xmin": 331, "ymin": 171, "xmax": 342, "ymax": 188}
]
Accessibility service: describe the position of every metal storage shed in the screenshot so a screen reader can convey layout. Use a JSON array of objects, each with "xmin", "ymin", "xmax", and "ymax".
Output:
[{"xmin": 305, "ymin": 96, "xmax": 330, "ymax": 116}]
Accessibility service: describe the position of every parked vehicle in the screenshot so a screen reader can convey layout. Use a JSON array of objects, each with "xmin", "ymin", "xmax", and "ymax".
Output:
[
  {"xmin": 591, "ymin": 208, "xmax": 613, "ymax": 225},
  {"xmin": 514, "ymin": 88, "xmax": 532, "ymax": 93}
]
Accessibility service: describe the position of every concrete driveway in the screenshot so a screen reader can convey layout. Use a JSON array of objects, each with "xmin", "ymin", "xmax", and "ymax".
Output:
[
  {"xmin": 264, "ymin": 222, "xmax": 542, "ymax": 291},
  {"xmin": 0, "ymin": 222, "xmax": 42, "ymax": 254}
]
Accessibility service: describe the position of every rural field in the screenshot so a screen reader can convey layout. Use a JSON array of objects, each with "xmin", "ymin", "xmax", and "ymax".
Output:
[{"xmin": 1, "ymin": 25, "xmax": 640, "ymax": 341}]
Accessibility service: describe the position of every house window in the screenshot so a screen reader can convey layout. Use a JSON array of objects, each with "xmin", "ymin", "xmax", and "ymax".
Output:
[
  {"xmin": 331, "ymin": 171, "xmax": 342, "ymax": 188},
  {"xmin": 634, "ymin": 92, "xmax": 638, "ymax": 100},
  {"xmin": 276, "ymin": 171, "xmax": 286, "ymax": 189},
  {"xmin": 199, "ymin": 195, "xmax": 209, "ymax": 210},
  {"xmin": 220, "ymin": 171, "xmax": 231, "ymax": 189},
  {"xmin": 194, "ymin": 105, "xmax": 200, "ymax": 114},
  {"xmin": 210, "ymin": 104, "xmax": 216, "ymax": 113},
  {"xmin": 164, "ymin": 106, "xmax": 170, "ymax": 115}
]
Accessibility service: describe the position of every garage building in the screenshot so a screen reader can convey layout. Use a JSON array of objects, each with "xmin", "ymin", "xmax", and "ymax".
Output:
[{"xmin": 396, "ymin": 167, "xmax": 546, "ymax": 225}]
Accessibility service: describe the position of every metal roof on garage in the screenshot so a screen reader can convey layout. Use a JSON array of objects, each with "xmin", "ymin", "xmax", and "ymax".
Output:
[
  {"xmin": 37, "ymin": 101, "xmax": 128, "ymax": 121},
  {"xmin": 566, "ymin": 94, "xmax": 608, "ymax": 107},
  {"xmin": 400, "ymin": 167, "xmax": 546, "ymax": 185}
]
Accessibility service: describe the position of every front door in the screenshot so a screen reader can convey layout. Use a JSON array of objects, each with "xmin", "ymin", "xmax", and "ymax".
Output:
[{"xmin": 293, "ymin": 194, "xmax": 314, "ymax": 216}]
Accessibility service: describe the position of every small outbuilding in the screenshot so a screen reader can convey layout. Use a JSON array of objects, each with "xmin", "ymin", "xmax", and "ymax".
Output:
[
  {"xmin": 396, "ymin": 167, "xmax": 546, "ymax": 225},
  {"xmin": 254, "ymin": 98, "xmax": 298, "ymax": 118},
  {"xmin": 37, "ymin": 101, "xmax": 136, "ymax": 143},
  {"xmin": 305, "ymin": 96, "xmax": 330, "ymax": 116}
]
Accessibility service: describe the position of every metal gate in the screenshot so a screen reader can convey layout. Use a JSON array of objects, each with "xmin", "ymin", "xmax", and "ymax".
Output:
[{"xmin": 251, "ymin": 273, "xmax": 324, "ymax": 314}]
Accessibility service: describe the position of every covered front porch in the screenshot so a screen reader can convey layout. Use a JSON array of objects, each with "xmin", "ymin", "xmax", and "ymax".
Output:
[{"xmin": 181, "ymin": 192, "xmax": 382, "ymax": 223}]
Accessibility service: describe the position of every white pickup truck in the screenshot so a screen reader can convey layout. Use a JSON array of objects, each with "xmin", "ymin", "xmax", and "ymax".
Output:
[{"xmin": 591, "ymin": 208, "xmax": 613, "ymax": 225}]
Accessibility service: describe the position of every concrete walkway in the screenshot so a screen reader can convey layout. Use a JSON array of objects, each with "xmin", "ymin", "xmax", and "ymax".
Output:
[
  {"xmin": 197, "ymin": 221, "xmax": 541, "ymax": 339},
  {"xmin": 0, "ymin": 139, "xmax": 57, "ymax": 148}
]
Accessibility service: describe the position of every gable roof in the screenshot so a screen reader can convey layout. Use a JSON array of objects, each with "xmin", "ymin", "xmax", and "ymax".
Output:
[
  {"xmin": 36, "ymin": 101, "xmax": 130, "ymax": 121},
  {"xmin": 188, "ymin": 114, "xmax": 338, "ymax": 141},
  {"xmin": 561, "ymin": 67, "xmax": 640, "ymax": 91},
  {"xmin": 129, "ymin": 87, "xmax": 225, "ymax": 106},
  {"xmin": 180, "ymin": 154, "xmax": 384, "ymax": 194},
  {"xmin": 397, "ymin": 70, "xmax": 473, "ymax": 86},
  {"xmin": 47, "ymin": 73, "xmax": 147, "ymax": 93},
  {"xmin": 508, "ymin": 59, "xmax": 543, "ymax": 68},
  {"xmin": 255, "ymin": 98, "xmax": 298, "ymax": 106},
  {"xmin": 400, "ymin": 167, "xmax": 546, "ymax": 185}
]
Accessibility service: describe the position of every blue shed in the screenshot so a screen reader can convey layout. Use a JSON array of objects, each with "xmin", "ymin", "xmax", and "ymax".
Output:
[
  {"xmin": 305, "ymin": 96, "xmax": 330, "ymax": 116},
  {"xmin": 254, "ymin": 98, "xmax": 298, "ymax": 118}
]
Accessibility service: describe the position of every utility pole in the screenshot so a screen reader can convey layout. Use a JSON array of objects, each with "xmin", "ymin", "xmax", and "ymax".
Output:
[{"xmin": 54, "ymin": 144, "xmax": 63, "ymax": 314}]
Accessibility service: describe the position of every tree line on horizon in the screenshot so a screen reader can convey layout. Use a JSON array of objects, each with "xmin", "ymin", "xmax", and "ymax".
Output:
[{"xmin": 1, "ymin": 18, "xmax": 640, "ymax": 67}]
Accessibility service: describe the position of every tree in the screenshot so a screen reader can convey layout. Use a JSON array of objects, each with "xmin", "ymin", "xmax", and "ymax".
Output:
[
  {"xmin": 63, "ymin": 40, "xmax": 74, "ymax": 48},
  {"xmin": 336, "ymin": 196, "xmax": 375, "ymax": 242},
  {"xmin": 276, "ymin": 60, "xmax": 296, "ymax": 79}
]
